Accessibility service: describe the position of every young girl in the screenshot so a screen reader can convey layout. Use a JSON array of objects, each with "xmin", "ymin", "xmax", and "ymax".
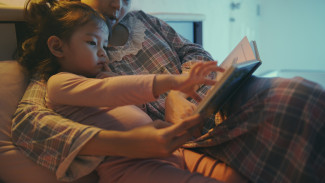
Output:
[{"xmin": 19, "ymin": 0, "xmax": 234, "ymax": 182}]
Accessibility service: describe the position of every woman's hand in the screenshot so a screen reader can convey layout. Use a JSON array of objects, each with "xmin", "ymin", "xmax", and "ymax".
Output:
[
  {"xmin": 79, "ymin": 114, "xmax": 203, "ymax": 158},
  {"xmin": 165, "ymin": 90, "xmax": 195, "ymax": 123},
  {"xmin": 174, "ymin": 61, "xmax": 224, "ymax": 102},
  {"xmin": 165, "ymin": 90, "xmax": 203, "ymax": 137},
  {"xmin": 118, "ymin": 114, "xmax": 202, "ymax": 158}
]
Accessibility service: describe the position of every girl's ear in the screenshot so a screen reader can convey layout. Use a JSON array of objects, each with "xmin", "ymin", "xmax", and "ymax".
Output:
[{"xmin": 47, "ymin": 36, "xmax": 64, "ymax": 58}]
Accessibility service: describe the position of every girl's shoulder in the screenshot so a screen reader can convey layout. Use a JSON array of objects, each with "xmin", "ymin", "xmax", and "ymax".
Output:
[
  {"xmin": 49, "ymin": 72, "xmax": 81, "ymax": 80},
  {"xmin": 47, "ymin": 72, "xmax": 91, "ymax": 96}
]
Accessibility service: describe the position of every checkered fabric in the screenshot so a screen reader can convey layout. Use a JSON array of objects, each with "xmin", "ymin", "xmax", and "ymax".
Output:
[{"xmin": 184, "ymin": 76, "xmax": 325, "ymax": 183}]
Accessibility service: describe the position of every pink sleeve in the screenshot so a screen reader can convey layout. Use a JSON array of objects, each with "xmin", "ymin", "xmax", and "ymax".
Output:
[{"xmin": 46, "ymin": 72, "xmax": 157, "ymax": 107}]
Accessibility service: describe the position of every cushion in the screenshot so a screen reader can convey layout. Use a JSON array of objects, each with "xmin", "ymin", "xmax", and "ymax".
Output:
[{"xmin": 0, "ymin": 61, "xmax": 97, "ymax": 183}]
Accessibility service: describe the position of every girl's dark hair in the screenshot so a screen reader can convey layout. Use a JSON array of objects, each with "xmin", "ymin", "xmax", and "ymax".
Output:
[{"xmin": 19, "ymin": 0, "xmax": 107, "ymax": 80}]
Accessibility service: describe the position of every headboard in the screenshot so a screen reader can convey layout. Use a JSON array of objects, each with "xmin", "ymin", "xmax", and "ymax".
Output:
[{"xmin": 0, "ymin": 5, "xmax": 30, "ymax": 61}]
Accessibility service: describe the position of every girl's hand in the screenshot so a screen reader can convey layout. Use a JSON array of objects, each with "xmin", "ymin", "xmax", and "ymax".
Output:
[
  {"xmin": 174, "ymin": 61, "xmax": 224, "ymax": 102},
  {"xmin": 96, "ymin": 63, "xmax": 119, "ymax": 78}
]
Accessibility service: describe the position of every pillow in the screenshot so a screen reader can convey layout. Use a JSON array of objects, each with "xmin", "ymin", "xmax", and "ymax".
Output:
[
  {"xmin": 0, "ymin": 61, "xmax": 97, "ymax": 183},
  {"xmin": 0, "ymin": 61, "xmax": 28, "ymax": 144}
]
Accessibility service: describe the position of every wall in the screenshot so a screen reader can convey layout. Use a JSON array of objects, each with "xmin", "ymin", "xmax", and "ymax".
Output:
[
  {"xmin": 132, "ymin": 0, "xmax": 325, "ymax": 75},
  {"xmin": 0, "ymin": 0, "xmax": 23, "ymax": 7},
  {"xmin": 1, "ymin": 0, "xmax": 231, "ymax": 61},
  {"xmin": 131, "ymin": 0, "xmax": 230, "ymax": 61},
  {"xmin": 3, "ymin": 0, "xmax": 325, "ymax": 75},
  {"xmin": 257, "ymin": 0, "xmax": 325, "ymax": 74}
]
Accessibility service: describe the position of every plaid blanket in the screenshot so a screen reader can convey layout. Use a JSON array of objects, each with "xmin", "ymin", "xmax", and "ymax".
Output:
[{"xmin": 184, "ymin": 76, "xmax": 325, "ymax": 183}]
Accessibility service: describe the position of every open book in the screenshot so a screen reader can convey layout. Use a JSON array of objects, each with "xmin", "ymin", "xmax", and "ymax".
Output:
[{"xmin": 193, "ymin": 36, "xmax": 262, "ymax": 119}]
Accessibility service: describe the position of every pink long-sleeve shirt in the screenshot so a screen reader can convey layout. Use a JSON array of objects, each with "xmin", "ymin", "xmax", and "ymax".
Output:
[{"xmin": 46, "ymin": 72, "xmax": 157, "ymax": 131}]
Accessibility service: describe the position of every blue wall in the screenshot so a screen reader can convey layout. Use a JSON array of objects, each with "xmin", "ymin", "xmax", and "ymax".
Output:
[{"xmin": 257, "ymin": 0, "xmax": 325, "ymax": 74}]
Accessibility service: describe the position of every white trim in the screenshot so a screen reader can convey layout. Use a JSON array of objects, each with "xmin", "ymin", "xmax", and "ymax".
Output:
[{"xmin": 149, "ymin": 12, "xmax": 205, "ymax": 22}]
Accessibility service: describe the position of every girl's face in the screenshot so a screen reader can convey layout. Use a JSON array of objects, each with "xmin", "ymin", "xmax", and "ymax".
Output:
[{"xmin": 59, "ymin": 21, "xmax": 109, "ymax": 77}]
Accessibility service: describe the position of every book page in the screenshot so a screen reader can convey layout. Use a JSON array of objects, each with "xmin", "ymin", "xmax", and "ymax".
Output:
[{"xmin": 217, "ymin": 36, "xmax": 256, "ymax": 81}]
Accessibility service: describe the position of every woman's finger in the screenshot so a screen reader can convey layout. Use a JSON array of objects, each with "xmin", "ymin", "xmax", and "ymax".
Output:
[
  {"xmin": 168, "ymin": 132, "xmax": 192, "ymax": 151},
  {"xmin": 189, "ymin": 92, "xmax": 202, "ymax": 102},
  {"xmin": 164, "ymin": 114, "xmax": 202, "ymax": 137},
  {"xmin": 153, "ymin": 120, "xmax": 173, "ymax": 129}
]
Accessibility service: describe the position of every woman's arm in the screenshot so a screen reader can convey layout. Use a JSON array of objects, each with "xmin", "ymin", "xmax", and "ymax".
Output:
[{"xmin": 79, "ymin": 114, "xmax": 203, "ymax": 158}]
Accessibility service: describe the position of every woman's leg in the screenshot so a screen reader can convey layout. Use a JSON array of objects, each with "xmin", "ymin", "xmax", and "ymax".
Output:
[
  {"xmin": 179, "ymin": 148, "xmax": 248, "ymax": 183},
  {"xmin": 96, "ymin": 153, "xmax": 222, "ymax": 183},
  {"xmin": 201, "ymin": 77, "xmax": 325, "ymax": 182},
  {"xmin": 96, "ymin": 148, "xmax": 250, "ymax": 183}
]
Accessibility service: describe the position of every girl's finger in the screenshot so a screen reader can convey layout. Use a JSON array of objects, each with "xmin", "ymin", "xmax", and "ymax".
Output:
[
  {"xmin": 195, "ymin": 62, "xmax": 219, "ymax": 77},
  {"xmin": 200, "ymin": 63, "xmax": 223, "ymax": 76},
  {"xmin": 189, "ymin": 62, "xmax": 204, "ymax": 76},
  {"xmin": 203, "ymin": 79, "xmax": 216, "ymax": 86},
  {"xmin": 189, "ymin": 92, "xmax": 202, "ymax": 102},
  {"xmin": 104, "ymin": 63, "xmax": 111, "ymax": 72}
]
